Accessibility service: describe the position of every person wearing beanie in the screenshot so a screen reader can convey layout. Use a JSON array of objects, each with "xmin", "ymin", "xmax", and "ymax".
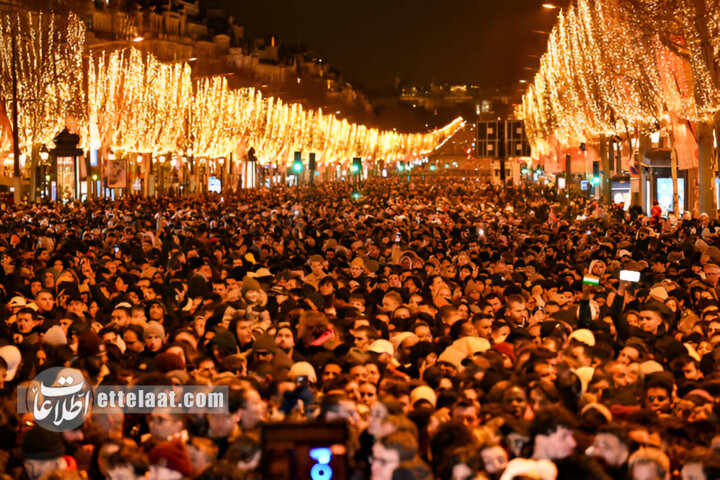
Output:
[
  {"xmin": 143, "ymin": 321, "xmax": 166, "ymax": 355},
  {"xmin": 22, "ymin": 425, "xmax": 68, "ymax": 480},
  {"xmin": 77, "ymin": 329, "xmax": 106, "ymax": 358},
  {"xmin": 148, "ymin": 439, "xmax": 192, "ymax": 479},
  {"xmin": 209, "ymin": 328, "xmax": 239, "ymax": 362}
]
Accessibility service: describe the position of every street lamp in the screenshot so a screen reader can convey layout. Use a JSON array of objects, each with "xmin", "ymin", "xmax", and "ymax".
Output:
[{"xmin": 542, "ymin": 3, "xmax": 559, "ymax": 9}]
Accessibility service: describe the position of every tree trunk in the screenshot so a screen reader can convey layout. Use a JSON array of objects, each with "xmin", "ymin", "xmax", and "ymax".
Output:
[
  {"xmin": 667, "ymin": 124, "xmax": 680, "ymax": 215},
  {"xmin": 697, "ymin": 120, "xmax": 715, "ymax": 218}
]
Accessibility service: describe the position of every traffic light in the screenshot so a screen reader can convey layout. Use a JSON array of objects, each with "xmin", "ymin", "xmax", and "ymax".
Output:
[
  {"xmin": 351, "ymin": 157, "xmax": 361, "ymax": 174},
  {"xmin": 398, "ymin": 162, "xmax": 405, "ymax": 172},
  {"xmin": 429, "ymin": 164, "xmax": 437, "ymax": 171},
  {"xmin": 308, "ymin": 153, "xmax": 316, "ymax": 171},
  {"xmin": 351, "ymin": 191, "xmax": 361, "ymax": 200},
  {"xmin": 592, "ymin": 161, "xmax": 600, "ymax": 185},
  {"xmin": 293, "ymin": 151, "xmax": 303, "ymax": 173}
]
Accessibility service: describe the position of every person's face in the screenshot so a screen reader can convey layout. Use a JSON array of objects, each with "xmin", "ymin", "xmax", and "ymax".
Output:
[
  {"xmin": 476, "ymin": 318, "xmax": 493, "ymax": 339},
  {"xmin": 615, "ymin": 343, "xmax": 640, "ymax": 365},
  {"xmin": 354, "ymin": 331, "xmax": 371, "ymax": 350},
  {"xmin": 244, "ymin": 289, "xmax": 260, "ymax": 303},
  {"xmin": 480, "ymin": 446, "xmax": 508, "ymax": 474},
  {"xmin": 705, "ymin": 267, "xmax": 720, "ymax": 286},
  {"xmin": 17, "ymin": 313, "xmax": 36, "ymax": 334},
  {"xmin": 322, "ymin": 363, "xmax": 342, "ymax": 384},
  {"xmin": 236, "ymin": 321, "xmax": 253, "ymax": 345},
  {"xmin": 708, "ymin": 321, "xmax": 720, "ymax": 340},
  {"xmin": 107, "ymin": 465, "xmax": 138, "ymax": 480},
  {"xmin": 609, "ymin": 363, "xmax": 629, "ymax": 387},
  {"xmin": 36, "ymin": 292, "xmax": 54, "ymax": 312},
  {"xmin": 24, "ymin": 458, "xmax": 64, "ymax": 480},
  {"xmin": 681, "ymin": 462, "xmax": 707, "ymax": 480},
  {"xmin": 359, "ymin": 383, "xmax": 378, "ymax": 406},
  {"xmin": 645, "ymin": 387, "xmax": 671, "ymax": 414},
  {"xmin": 371, "ymin": 442, "xmax": 400, "ymax": 480},
  {"xmin": 148, "ymin": 465, "xmax": 183, "ymax": 480},
  {"xmin": 503, "ymin": 387, "xmax": 527, "ymax": 418},
  {"xmin": 365, "ymin": 362, "xmax": 381, "ymax": 385},
  {"xmin": 30, "ymin": 280, "xmax": 42, "ymax": 296},
  {"xmin": 535, "ymin": 362, "xmax": 557, "ymax": 383},
  {"xmin": 123, "ymin": 330, "xmax": 144, "ymax": 353},
  {"xmin": 149, "ymin": 304, "xmax": 164, "ymax": 320},
  {"xmin": 275, "ymin": 328, "xmax": 295, "ymax": 352},
  {"xmin": 453, "ymin": 405, "xmax": 479, "ymax": 428},
  {"xmin": 114, "ymin": 276, "xmax": 127, "ymax": 292},
  {"xmin": 487, "ymin": 296, "xmax": 502, "ymax": 312},
  {"xmin": 682, "ymin": 361, "xmax": 702, "ymax": 380},
  {"xmin": 381, "ymin": 296, "xmax": 400, "ymax": 313},
  {"xmin": 111, "ymin": 310, "xmax": 130, "ymax": 327},
  {"xmin": 633, "ymin": 462, "xmax": 665, "ymax": 480},
  {"xmin": 149, "ymin": 412, "xmax": 183, "ymax": 441},
  {"xmin": 58, "ymin": 317, "xmax": 74, "ymax": 334},
  {"xmin": 638, "ymin": 310, "xmax": 663, "ymax": 334},
  {"xmin": 507, "ymin": 301, "xmax": 527, "ymax": 325},
  {"xmin": 197, "ymin": 359, "xmax": 216, "ymax": 378},
  {"xmin": 212, "ymin": 283, "xmax": 226, "ymax": 299},
  {"xmin": 588, "ymin": 433, "xmax": 628, "ymax": 467},
  {"xmin": 319, "ymin": 282, "xmax": 335, "ymax": 296},
  {"xmin": 310, "ymin": 261, "xmax": 324, "ymax": 276},
  {"xmin": 240, "ymin": 389, "xmax": 267, "ymax": 430},
  {"xmin": 543, "ymin": 426, "xmax": 577, "ymax": 459},
  {"xmin": 350, "ymin": 265, "xmax": 363, "ymax": 278},
  {"xmin": 415, "ymin": 325, "xmax": 432, "ymax": 343},
  {"xmin": 145, "ymin": 333, "xmax": 163, "ymax": 352},
  {"xmin": 349, "ymin": 364, "xmax": 368, "ymax": 383}
]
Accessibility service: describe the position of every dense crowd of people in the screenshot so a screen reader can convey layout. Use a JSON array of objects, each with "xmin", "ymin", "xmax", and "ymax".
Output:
[{"xmin": 1, "ymin": 177, "xmax": 720, "ymax": 479}]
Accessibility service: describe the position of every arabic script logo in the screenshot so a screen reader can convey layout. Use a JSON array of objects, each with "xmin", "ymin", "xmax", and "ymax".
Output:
[{"xmin": 25, "ymin": 367, "xmax": 93, "ymax": 432}]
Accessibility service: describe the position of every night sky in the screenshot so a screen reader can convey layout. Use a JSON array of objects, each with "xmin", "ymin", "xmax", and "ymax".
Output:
[{"xmin": 208, "ymin": 0, "xmax": 564, "ymax": 92}]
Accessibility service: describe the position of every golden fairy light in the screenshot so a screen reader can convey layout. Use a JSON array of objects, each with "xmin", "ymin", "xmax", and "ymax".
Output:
[
  {"xmin": 84, "ymin": 47, "xmax": 463, "ymax": 166},
  {"xmin": 0, "ymin": 10, "xmax": 85, "ymax": 155}
]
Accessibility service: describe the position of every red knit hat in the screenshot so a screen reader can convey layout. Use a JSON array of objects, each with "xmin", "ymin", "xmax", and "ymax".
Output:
[
  {"xmin": 492, "ymin": 342, "xmax": 517, "ymax": 364},
  {"xmin": 149, "ymin": 440, "xmax": 192, "ymax": 476}
]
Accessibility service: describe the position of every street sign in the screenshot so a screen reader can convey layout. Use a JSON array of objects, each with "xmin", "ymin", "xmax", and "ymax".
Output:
[{"xmin": 581, "ymin": 180, "xmax": 589, "ymax": 191}]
